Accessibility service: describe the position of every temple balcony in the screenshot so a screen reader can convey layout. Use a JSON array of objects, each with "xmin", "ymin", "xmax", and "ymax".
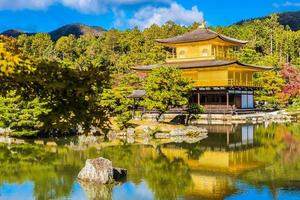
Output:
[
  {"xmin": 194, "ymin": 79, "xmax": 261, "ymax": 88},
  {"xmin": 166, "ymin": 55, "xmax": 215, "ymax": 63}
]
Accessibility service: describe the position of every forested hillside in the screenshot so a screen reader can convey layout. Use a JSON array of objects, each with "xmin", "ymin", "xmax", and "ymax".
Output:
[
  {"xmin": 236, "ymin": 11, "xmax": 300, "ymax": 31},
  {"xmin": 0, "ymin": 14, "xmax": 299, "ymax": 136}
]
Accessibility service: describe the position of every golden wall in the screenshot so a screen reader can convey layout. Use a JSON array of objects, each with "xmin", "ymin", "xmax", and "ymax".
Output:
[{"xmin": 182, "ymin": 65, "xmax": 258, "ymax": 87}]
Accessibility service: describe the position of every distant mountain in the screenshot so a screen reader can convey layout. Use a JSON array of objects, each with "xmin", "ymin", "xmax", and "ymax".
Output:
[
  {"xmin": 49, "ymin": 23, "xmax": 106, "ymax": 41},
  {"xmin": 0, "ymin": 23, "xmax": 106, "ymax": 40},
  {"xmin": 1, "ymin": 29, "xmax": 26, "ymax": 37},
  {"xmin": 236, "ymin": 11, "xmax": 300, "ymax": 31}
]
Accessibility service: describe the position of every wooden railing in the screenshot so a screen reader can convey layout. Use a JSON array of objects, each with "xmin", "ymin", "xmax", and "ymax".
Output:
[
  {"xmin": 195, "ymin": 79, "xmax": 261, "ymax": 87},
  {"xmin": 166, "ymin": 55, "xmax": 216, "ymax": 63}
]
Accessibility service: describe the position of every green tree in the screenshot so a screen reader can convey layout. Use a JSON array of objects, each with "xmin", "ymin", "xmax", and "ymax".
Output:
[
  {"xmin": 141, "ymin": 66, "xmax": 193, "ymax": 121},
  {"xmin": 0, "ymin": 92, "xmax": 50, "ymax": 137},
  {"xmin": 101, "ymin": 74, "xmax": 141, "ymax": 129},
  {"xmin": 186, "ymin": 103, "xmax": 205, "ymax": 125},
  {"xmin": 55, "ymin": 35, "xmax": 77, "ymax": 61},
  {"xmin": 31, "ymin": 33, "xmax": 54, "ymax": 58},
  {"xmin": 254, "ymin": 70, "xmax": 286, "ymax": 110}
]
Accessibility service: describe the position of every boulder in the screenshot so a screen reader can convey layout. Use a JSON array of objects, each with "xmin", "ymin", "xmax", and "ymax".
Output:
[
  {"xmin": 78, "ymin": 157, "xmax": 127, "ymax": 184},
  {"xmin": 78, "ymin": 157, "xmax": 114, "ymax": 184},
  {"xmin": 0, "ymin": 128, "xmax": 12, "ymax": 135},
  {"xmin": 170, "ymin": 126, "xmax": 207, "ymax": 137}
]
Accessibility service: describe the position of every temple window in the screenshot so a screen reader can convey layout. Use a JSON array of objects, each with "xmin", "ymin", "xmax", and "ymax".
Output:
[
  {"xmin": 212, "ymin": 45, "xmax": 216, "ymax": 56},
  {"xmin": 179, "ymin": 50, "xmax": 186, "ymax": 58},
  {"xmin": 201, "ymin": 48, "xmax": 209, "ymax": 57}
]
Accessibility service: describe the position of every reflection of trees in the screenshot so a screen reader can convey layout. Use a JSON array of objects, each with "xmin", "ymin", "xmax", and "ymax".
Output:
[
  {"xmin": 0, "ymin": 143, "xmax": 88, "ymax": 200},
  {"xmin": 186, "ymin": 145, "xmax": 204, "ymax": 160},
  {"xmin": 143, "ymin": 156, "xmax": 192, "ymax": 200},
  {"xmin": 241, "ymin": 123, "xmax": 300, "ymax": 198}
]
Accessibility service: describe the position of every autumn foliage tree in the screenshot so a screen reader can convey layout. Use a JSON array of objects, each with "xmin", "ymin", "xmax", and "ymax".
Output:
[{"xmin": 280, "ymin": 64, "xmax": 300, "ymax": 99}]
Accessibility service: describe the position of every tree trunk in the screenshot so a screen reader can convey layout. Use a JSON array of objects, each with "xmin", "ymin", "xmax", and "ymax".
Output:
[
  {"xmin": 270, "ymin": 33, "xmax": 273, "ymax": 55},
  {"xmin": 185, "ymin": 114, "xmax": 191, "ymax": 125}
]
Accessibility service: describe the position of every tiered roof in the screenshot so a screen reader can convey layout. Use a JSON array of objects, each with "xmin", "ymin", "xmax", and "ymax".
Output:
[{"xmin": 156, "ymin": 27, "xmax": 247, "ymax": 45}]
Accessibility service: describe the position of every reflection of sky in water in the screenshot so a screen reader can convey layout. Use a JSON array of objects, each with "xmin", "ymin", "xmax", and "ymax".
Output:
[
  {"xmin": 0, "ymin": 182, "xmax": 34, "ymax": 200},
  {"xmin": 225, "ymin": 182, "xmax": 300, "ymax": 200},
  {"xmin": 2, "ymin": 180, "xmax": 300, "ymax": 200},
  {"xmin": 67, "ymin": 182, "xmax": 89, "ymax": 200},
  {"xmin": 112, "ymin": 181, "xmax": 154, "ymax": 200},
  {"xmin": 0, "ymin": 181, "xmax": 154, "ymax": 200}
]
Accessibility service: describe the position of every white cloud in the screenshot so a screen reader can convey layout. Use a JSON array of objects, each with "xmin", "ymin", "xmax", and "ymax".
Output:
[
  {"xmin": 129, "ymin": 2, "xmax": 203, "ymax": 29},
  {"xmin": 0, "ymin": 0, "xmax": 54, "ymax": 10},
  {"xmin": 0, "ymin": 0, "xmax": 170, "ymax": 14},
  {"xmin": 273, "ymin": 1, "xmax": 300, "ymax": 8},
  {"xmin": 113, "ymin": 8, "xmax": 126, "ymax": 28}
]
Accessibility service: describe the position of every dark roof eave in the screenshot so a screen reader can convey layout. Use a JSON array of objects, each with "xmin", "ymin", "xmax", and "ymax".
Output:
[
  {"xmin": 132, "ymin": 60, "xmax": 273, "ymax": 71},
  {"xmin": 155, "ymin": 36, "xmax": 218, "ymax": 44},
  {"xmin": 132, "ymin": 60, "xmax": 236, "ymax": 71},
  {"xmin": 236, "ymin": 61, "xmax": 273, "ymax": 70}
]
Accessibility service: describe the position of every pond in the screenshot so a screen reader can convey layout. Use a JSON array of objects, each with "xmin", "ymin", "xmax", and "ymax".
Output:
[{"xmin": 0, "ymin": 123, "xmax": 300, "ymax": 200}]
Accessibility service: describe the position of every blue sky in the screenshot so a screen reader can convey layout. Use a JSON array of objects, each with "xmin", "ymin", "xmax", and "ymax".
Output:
[{"xmin": 0, "ymin": 0, "xmax": 300, "ymax": 32}]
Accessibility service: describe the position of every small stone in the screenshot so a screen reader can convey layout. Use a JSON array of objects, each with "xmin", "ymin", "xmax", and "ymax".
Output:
[
  {"xmin": 127, "ymin": 128, "xmax": 135, "ymax": 136},
  {"xmin": 78, "ymin": 135, "xmax": 98, "ymax": 145},
  {"xmin": 117, "ymin": 132, "xmax": 126, "ymax": 137},
  {"xmin": 113, "ymin": 168, "xmax": 127, "ymax": 182},
  {"xmin": 155, "ymin": 132, "xmax": 171, "ymax": 139},
  {"xmin": 127, "ymin": 136, "xmax": 134, "ymax": 144},
  {"xmin": 34, "ymin": 140, "xmax": 44, "ymax": 145},
  {"xmin": 46, "ymin": 141, "xmax": 57, "ymax": 146},
  {"xmin": 170, "ymin": 126, "xmax": 207, "ymax": 137}
]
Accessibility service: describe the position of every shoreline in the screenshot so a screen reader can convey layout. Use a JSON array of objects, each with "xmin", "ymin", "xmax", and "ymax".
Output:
[{"xmin": 0, "ymin": 110, "xmax": 298, "ymax": 144}]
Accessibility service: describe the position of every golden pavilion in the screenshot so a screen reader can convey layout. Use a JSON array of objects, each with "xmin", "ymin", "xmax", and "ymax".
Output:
[{"xmin": 132, "ymin": 23, "xmax": 272, "ymax": 113}]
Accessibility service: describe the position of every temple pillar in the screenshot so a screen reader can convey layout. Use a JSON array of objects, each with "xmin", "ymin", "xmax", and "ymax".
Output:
[{"xmin": 226, "ymin": 92, "xmax": 229, "ymax": 107}]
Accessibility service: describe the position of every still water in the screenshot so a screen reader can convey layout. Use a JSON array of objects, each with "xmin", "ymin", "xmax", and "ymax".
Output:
[{"xmin": 0, "ymin": 123, "xmax": 300, "ymax": 200}]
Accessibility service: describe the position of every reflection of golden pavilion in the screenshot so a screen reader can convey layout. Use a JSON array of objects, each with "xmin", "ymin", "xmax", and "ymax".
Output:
[
  {"xmin": 158, "ymin": 124, "xmax": 264, "ymax": 199},
  {"xmin": 161, "ymin": 148, "xmax": 262, "ymax": 174},
  {"xmin": 159, "ymin": 147, "xmax": 262, "ymax": 199},
  {"xmin": 187, "ymin": 172, "xmax": 236, "ymax": 199}
]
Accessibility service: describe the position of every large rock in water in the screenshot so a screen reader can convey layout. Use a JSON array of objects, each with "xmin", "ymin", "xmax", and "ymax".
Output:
[
  {"xmin": 78, "ymin": 157, "xmax": 127, "ymax": 184},
  {"xmin": 78, "ymin": 157, "xmax": 114, "ymax": 184}
]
